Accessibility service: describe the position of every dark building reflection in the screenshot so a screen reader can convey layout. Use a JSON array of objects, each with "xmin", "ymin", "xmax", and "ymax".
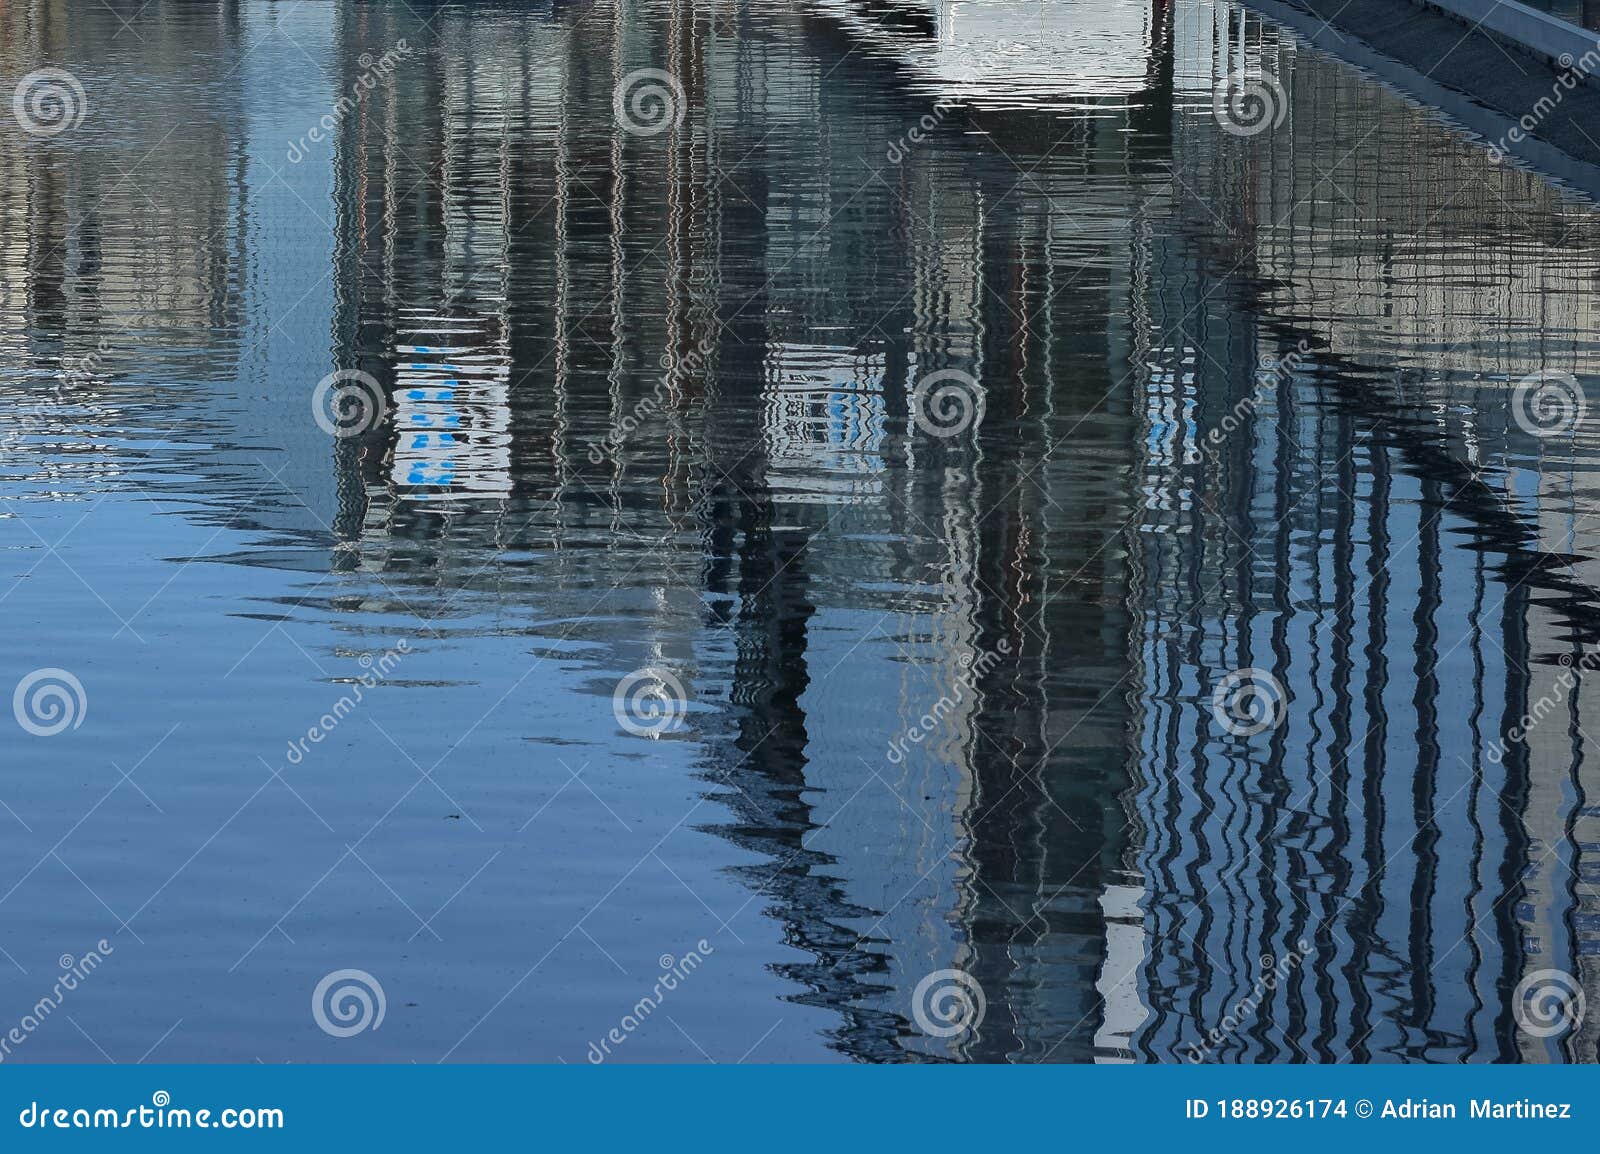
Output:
[
  {"xmin": 315, "ymin": 0, "xmax": 1600, "ymax": 1062},
  {"xmin": 1132, "ymin": 2, "xmax": 1600, "ymax": 1062}
]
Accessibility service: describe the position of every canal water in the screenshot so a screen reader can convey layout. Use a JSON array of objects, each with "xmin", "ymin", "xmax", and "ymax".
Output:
[{"xmin": 3, "ymin": 0, "xmax": 1600, "ymax": 1063}]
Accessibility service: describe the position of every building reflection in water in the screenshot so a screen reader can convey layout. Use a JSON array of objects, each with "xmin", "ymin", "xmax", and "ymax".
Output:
[
  {"xmin": 0, "ymin": 0, "xmax": 254, "ymax": 497},
  {"xmin": 7, "ymin": 0, "xmax": 1600, "ymax": 1062}
]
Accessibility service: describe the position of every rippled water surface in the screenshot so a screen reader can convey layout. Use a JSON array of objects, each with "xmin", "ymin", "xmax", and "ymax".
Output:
[{"xmin": 5, "ymin": 0, "xmax": 1600, "ymax": 1063}]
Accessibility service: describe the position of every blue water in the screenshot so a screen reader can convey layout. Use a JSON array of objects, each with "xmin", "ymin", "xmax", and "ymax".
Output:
[{"xmin": 3, "ymin": 0, "xmax": 1600, "ymax": 1063}]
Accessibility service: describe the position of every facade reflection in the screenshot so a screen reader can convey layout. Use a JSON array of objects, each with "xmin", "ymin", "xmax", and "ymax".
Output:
[
  {"xmin": 6, "ymin": 0, "xmax": 1600, "ymax": 1062},
  {"xmin": 189, "ymin": 0, "xmax": 1600, "ymax": 1064}
]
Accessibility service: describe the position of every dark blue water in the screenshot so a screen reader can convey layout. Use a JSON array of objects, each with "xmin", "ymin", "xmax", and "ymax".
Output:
[{"xmin": 3, "ymin": 0, "xmax": 1600, "ymax": 1063}]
